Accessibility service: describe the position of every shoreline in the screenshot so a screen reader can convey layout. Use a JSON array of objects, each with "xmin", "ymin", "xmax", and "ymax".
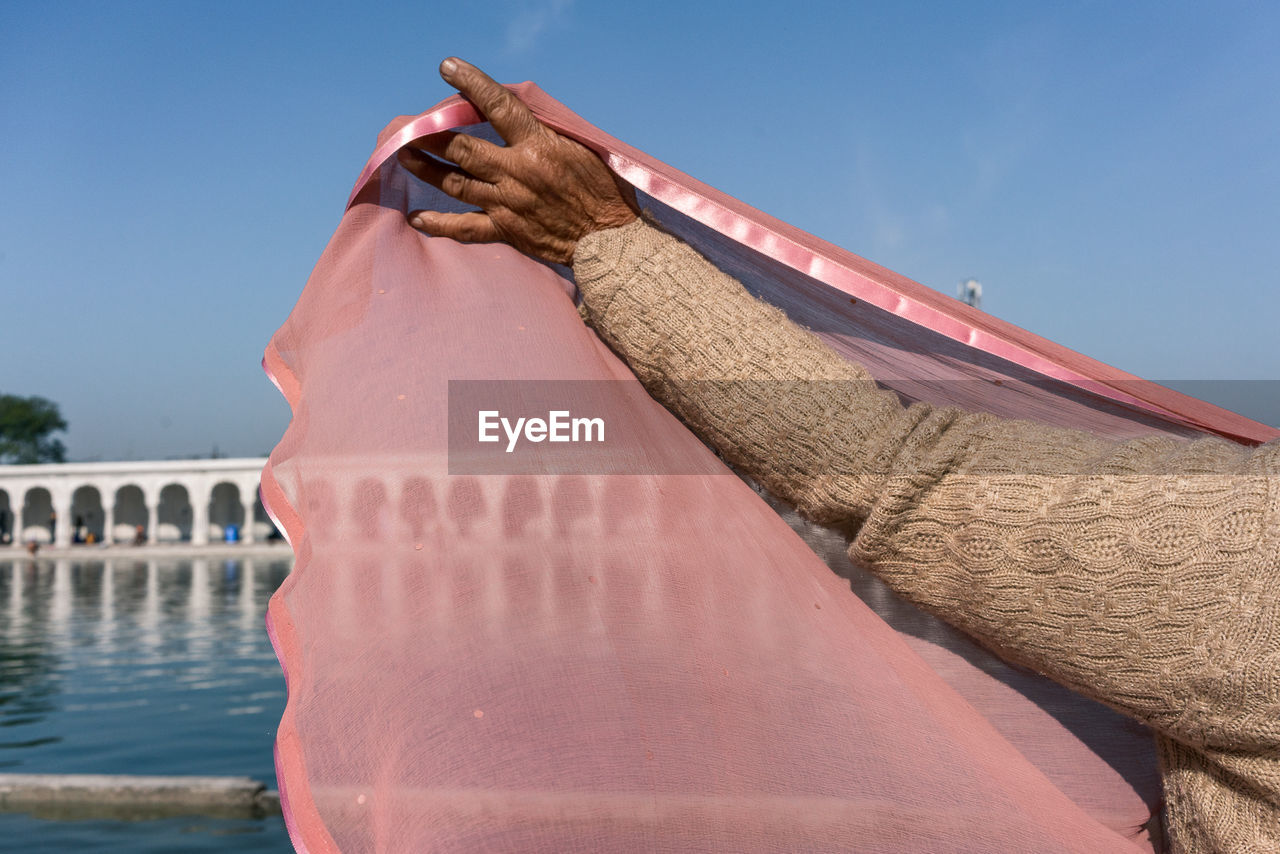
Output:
[{"xmin": 1, "ymin": 541, "xmax": 294, "ymax": 561}]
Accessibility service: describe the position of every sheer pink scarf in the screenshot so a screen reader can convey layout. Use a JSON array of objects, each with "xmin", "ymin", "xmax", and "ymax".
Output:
[{"xmin": 262, "ymin": 84, "xmax": 1277, "ymax": 853}]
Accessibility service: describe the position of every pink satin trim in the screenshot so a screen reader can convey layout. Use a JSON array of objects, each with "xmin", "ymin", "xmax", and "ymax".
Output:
[
  {"xmin": 347, "ymin": 84, "xmax": 1277, "ymax": 447},
  {"xmin": 346, "ymin": 96, "xmax": 493, "ymax": 210}
]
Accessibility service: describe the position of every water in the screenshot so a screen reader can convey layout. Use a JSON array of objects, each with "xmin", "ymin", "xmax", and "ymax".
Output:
[{"xmin": 0, "ymin": 556, "xmax": 294, "ymax": 852}]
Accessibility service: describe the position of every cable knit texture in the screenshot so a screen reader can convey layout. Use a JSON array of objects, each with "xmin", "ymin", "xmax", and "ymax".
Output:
[{"xmin": 572, "ymin": 216, "xmax": 1280, "ymax": 853}]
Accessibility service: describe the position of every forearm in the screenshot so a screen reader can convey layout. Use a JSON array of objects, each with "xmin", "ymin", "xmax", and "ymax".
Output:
[{"xmin": 572, "ymin": 215, "xmax": 914, "ymax": 533}]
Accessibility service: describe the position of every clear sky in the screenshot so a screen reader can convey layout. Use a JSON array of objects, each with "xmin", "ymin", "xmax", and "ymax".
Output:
[{"xmin": 2, "ymin": 0, "xmax": 1277, "ymax": 461}]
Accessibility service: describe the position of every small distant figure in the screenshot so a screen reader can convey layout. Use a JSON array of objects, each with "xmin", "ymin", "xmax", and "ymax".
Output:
[
  {"xmin": 957, "ymin": 277, "xmax": 982, "ymax": 309},
  {"xmin": 26, "ymin": 540, "xmax": 39, "ymax": 557},
  {"xmin": 133, "ymin": 524, "xmax": 146, "ymax": 546}
]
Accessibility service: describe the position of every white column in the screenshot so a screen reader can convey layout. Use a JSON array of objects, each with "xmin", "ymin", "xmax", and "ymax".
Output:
[
  {"xmin": 241, "ymin": 494, "xmax": 256, "ymax": 544},
  {"xmin": 53, "ymin": 490, "xmax": 73, "ymax": 548},
  {"xmin": 147, "ymin": 498, "xmax": 159, "ymax": 545},
  {"xmin": 103, "ymin": 500, "xmax": 114, "ymax": 545},
  {"xmin": 191, "ymin": 482, "xmax": 209, "ymax": 546},
  {"xmin": 241, "ymin": 480, "xmax": 258, "ymax": 544},
  {"xmin": 13, "ymin": 488, "xmax": 26, "ymax": 547}
]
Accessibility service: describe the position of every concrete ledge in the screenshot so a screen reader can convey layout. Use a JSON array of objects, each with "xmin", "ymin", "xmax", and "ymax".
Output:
[{"xmin": 0, "ymin": 774, "xmax": 281, "ymax": 821}]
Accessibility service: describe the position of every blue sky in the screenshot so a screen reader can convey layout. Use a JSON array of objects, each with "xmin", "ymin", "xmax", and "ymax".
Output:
[{"xmin": 2, "ymin": 1, "xmax": 1277, "ymax": 460}]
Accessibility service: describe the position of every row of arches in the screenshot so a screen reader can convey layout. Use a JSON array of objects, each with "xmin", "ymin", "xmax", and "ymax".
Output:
[{"xmin": 0, "ymin": 481, "xmax": 273, "ymax": 547}]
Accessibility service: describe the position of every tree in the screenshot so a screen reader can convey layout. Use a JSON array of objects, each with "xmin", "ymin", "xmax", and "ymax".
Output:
[{"xmin": 0, "ymin": 394, "xmax": 67, "ymax": 464}]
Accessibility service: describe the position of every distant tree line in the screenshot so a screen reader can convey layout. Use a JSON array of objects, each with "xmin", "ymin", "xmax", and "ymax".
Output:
[{"xmin": 0, "ymin": 394, "xmax": 67, "ymax": 464}]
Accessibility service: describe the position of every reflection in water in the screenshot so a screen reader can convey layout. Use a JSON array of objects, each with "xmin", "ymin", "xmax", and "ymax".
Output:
[{"xmin": 0, "ymin": 557, "xmax": 293, "ymax": 852}]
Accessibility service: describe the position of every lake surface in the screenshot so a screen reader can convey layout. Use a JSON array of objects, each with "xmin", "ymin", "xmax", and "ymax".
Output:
[{"xmin": 0, "ymin": 556, "xmax": 294, "ymax": 852}]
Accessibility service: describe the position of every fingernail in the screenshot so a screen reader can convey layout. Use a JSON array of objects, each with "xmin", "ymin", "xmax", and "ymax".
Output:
[
  {"xmin": 409, "ymin": 213, "xmax": 428, "ymax": 229},
  {"xmin": 440, "ymin": 58, "xmax": 458, "ymax": 79}
]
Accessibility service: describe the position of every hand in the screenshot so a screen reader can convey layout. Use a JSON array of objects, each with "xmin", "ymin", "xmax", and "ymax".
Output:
[{"xmin": 398, "ymin": 57, "xmax": 640, "ymax": 265}]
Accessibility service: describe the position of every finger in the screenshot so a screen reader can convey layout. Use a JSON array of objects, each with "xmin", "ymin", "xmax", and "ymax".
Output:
[
  {"xmin": 413, "ymin": 131, "xmax": 504, "ymax": 183},
  {"xmin": 397, "ymin": 147, "xmax": 495, "ymax": 207},
  {"xmin": 440, "ymin": 56, "xmax": 541, "ymax": 144},
  {"xmin": 407, "ymin": 210, "xmax": 501, "ymax": 244}
]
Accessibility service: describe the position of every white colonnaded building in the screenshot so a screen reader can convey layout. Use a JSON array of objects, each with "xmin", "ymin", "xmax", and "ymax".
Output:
[{"xmin": 0, "ymin": 458, "xmax": 274, "ymax": 548}]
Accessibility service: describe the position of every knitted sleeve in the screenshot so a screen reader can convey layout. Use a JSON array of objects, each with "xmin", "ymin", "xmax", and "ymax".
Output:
[{"xmin": 572, "ymin": 216, "xmax": 1280, "ymax": 853}]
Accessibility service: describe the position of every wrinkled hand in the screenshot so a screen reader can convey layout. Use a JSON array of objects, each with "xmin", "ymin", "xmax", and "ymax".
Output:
[{"xmin": 398, "ymin": 58, "xmax": 639, "ymax": 265}]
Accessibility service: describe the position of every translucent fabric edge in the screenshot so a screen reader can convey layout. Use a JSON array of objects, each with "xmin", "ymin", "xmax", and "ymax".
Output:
[
  {"xmin": 350, "ymin": 84, "xmax": 1277, "ymax": 446},
  {"xmin": 261, "ymin": 342, "xmax": 343, "ymax": 854}
]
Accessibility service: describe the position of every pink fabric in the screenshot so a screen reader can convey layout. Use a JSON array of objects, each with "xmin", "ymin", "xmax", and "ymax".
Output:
[
  {"xmin": 264, "ymin": 86, "xmax": 1277, "ymax": 853},
  {"xmin": 350, "ymin": 86, "xmax": 1277, "ymax": 447}
]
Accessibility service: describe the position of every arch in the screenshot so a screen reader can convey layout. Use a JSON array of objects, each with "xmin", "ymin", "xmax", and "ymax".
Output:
[
  {"xmin": 157, "ymin": 483, "xmax": 192, "ymax": 542},
  {"xmin": 0, "ymin": 488, "xmax": 13, "ymax": 545},
  {"xmin": 209, "ymin": 481, "xmax": 245, "ymax": 542},
  {"xmin": 251, "ymin": 490, "xmax": 279, "ymax": 540},
  {"xmin": 21, "ymin": 487, "xmax": 54, "ymax": 544},
  {"xmin": 113, "ymin": 484, "xmax": 148, "ymax": 543},
  {"xmin": 71, "ymin": 485, "xmax": 105, "ymax": 544}
]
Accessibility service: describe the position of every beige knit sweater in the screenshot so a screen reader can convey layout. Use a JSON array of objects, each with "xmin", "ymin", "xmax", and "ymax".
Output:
[{"xmin": 571, "ymin": 217, "xmax": 1280, "ymax": 853}]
